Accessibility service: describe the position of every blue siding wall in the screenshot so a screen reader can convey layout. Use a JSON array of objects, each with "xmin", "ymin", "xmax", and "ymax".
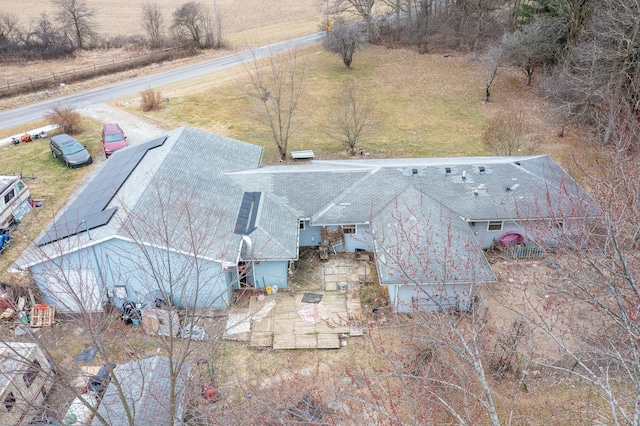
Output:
[
  {"xmin": 344, "ymin": 225, "xmax": 373, "ymax": 252},
  {"xmin": 472, "ymin": 218, "xmax": 585, "ymax": 249},
  {"xmin": 300, "ymin": 222, "xmax": 373, "ymax": 252},
  {"xmin": 299, "ymin": 221, "xmax": 322, "ymax": 247},
  {"xmin": 31, "ymin": 238, "xmax": 232, "ymax": 313},
  {"xmin": 387, "ymin": 283, "xmax": 474, "ymax": 313},
  {"xmin": 252, "ymin": 261, "xmax": 289, "ymax": 289}
]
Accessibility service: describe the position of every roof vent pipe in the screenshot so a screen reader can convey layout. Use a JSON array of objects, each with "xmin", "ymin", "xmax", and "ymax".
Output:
[
  {"xmin": 462, "ymin": 170, "xmax": 466, "ymax": 180},
  {"xmin": 241, "ymin": 235, "xmax": 253, "ymax": 259},
  {"xmin": 474, "ymin": 188, "xmax": 478, "ymax": 196}
]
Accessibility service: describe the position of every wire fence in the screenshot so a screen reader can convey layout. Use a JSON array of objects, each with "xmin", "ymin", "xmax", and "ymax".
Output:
[{"xmin": 0, "ymin": 46, "xmax": 189, "ymax": 98}]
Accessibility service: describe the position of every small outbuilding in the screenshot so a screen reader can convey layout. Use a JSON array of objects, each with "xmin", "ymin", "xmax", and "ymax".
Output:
[{"xmin": 92, "ymin": 356, "xmax": 190, "ymax": 425}]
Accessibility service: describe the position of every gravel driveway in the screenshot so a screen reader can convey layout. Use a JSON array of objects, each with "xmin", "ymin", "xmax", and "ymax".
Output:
[{"xmin": 79, "ymin": 104, "xmax": 167, "ymax": 148}]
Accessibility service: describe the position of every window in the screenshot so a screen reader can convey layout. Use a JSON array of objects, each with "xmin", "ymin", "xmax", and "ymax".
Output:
[
  {"xmin": 551, "ymin": 221, "xmax": 563, "ymax": 229},
  {"xmin": 114, "ymin": 285, "xmax": 128, "ymax": 299},
  {"xmin": 15, "ymin": 181, "xmax": 25, "ymax": 193},
  {"xmin": 4, "ymin": 189, "xmax": 15, "ymax": 204},
  {"xmin": 487, "ymin": 221, "xmax": 503, "ymax": 231},
  {"xmin": 343, "ymin": 225, "xmax": 356, "ymax": 235},
  {"xmin": 4, "ymin": 392, "xmax": 15, "ymax": 412},
  {"xmin": 299, "ymin": 220, "xmax": 305, "ymax": 230},
  {"xmin": 23, "ymin": 360, "xmax": 41, "ymax": 388}
]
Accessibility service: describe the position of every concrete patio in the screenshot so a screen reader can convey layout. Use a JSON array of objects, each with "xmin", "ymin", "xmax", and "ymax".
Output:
[{"xmin": 223, "ymin": 253, "xmax": 370, "ymax": 349}]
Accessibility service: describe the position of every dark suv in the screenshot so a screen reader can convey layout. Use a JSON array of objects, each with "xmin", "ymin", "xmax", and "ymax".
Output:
[
  {"xmin": 101, "ymin": 123, "xmax": 127, "ymax": 157},
  {"xmin": 50, "ymin": 134, "xmax": 93, "ymax": 168}
]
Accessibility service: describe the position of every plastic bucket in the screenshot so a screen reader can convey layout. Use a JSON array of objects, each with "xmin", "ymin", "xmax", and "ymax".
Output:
[
  {"xmin": 338, "ymin": 281, "xmax": 348, "ymax": 293},
  {"xmin": 272, "ymin": 285, "xmax": 279, "ymax": 294},
  {"xmin": 265, "ymin": 286, "xmax": 272, "ymax": 295}
]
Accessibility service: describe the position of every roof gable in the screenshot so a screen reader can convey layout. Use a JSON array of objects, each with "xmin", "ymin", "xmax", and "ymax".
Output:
[{"xmin": 371, "ymin": 187, "xmax": 496, "ymax": 285}]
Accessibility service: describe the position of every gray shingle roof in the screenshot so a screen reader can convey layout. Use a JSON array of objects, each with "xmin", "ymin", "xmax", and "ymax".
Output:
[
  {"xmin": 92, "ymin": 356, "xmax": 190, "ymax": 426},
  {"xmin": 371, "ymin": 187, "xmax": 496, "ymax": 285},
  {"xmin": 232, "ymin": 154, "xmax": 594, "ymax": 227},
  {"xmin": 13, "ymin": 128, "xmax": 593, "ymax": 291}
]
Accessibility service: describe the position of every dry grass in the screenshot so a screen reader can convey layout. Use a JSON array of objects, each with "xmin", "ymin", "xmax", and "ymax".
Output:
[
  {"xmin": 0, "ymin": 119, "xmax": 102, "ymax": 283},
  {"xmin": 127, "ymin": 45, "xmax": 568, "ymax": 165}
]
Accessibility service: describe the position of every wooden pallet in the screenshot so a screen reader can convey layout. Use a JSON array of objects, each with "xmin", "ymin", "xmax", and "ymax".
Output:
[{"xmin": 30, "ymin": 304, "xmax": 55, "ymax": 327}]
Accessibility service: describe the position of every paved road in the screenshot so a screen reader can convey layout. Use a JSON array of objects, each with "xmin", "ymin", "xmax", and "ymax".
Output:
[{"xmin": 0, "ymin": 33, "xmax": 324, "ymax": 133}]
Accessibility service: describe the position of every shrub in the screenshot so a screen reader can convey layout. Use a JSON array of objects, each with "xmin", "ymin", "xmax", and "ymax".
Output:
[
  {"xmin": 140, "ymin": 88, "xmax": 164, "ymax": 112},
  {"xmin": 482, "ymin": 111, "xmax": 539, "ymax": 156},
  {"xmin": 45, "ymin": 105, "xmax": 83, "ymax": 134}
]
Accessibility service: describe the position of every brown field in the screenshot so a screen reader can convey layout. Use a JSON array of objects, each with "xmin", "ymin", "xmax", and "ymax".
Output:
[{"xmin": 0, "ymin": 0, "xmax": 321, "ymax": 43}]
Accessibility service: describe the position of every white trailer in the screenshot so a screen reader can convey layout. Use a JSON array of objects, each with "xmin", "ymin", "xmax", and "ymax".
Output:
[{"xmin": 0, "ymin": 175, "xmax": 31, "ymax": 230}]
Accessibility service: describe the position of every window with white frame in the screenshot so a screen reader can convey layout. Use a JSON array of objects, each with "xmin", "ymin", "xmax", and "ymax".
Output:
[
  {"xmin": 487, "ymin": 221, "xmax": 503, "ymax": 231},
  {"xmin": 299, "ymin": 220, "xmax": 305, "ymax": 230},
  {"xmin": 343, "ymin": 225, "xmax": 356, "ymax": 235}
]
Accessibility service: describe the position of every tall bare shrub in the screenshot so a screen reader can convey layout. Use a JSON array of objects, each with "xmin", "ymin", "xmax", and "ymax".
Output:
[
  {"xmin": 140, "ymin": 88, "xmax": 164, "ymax": 112},
  {"xmin": 45, "ymin": 105, "xmax": 83, "ymax": 134},
  {"xmin": 482, "ymin": 111, "xmax": 539, "ymax": 156}
]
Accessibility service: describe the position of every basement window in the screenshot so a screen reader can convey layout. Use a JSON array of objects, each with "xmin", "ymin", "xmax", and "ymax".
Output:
[
  {"xmin": 343, "ymin": 225, "xmax": 357, "ymax": 235},
  {"xmin": 487, "ymin": 221, "xmax": 503, "ymax": 232}
]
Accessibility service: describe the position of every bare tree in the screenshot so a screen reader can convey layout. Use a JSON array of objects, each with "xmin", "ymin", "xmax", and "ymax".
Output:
[
  {"xmin": 500, "ymin": 17, "xmax": 563, "ymax": 86},
  {"xmin": 0, "ymin": 12, "xmax": 21, "ymax": 47},
  {"xmin": 330, "ymin": 0, "xmax": 376, "ymax": 39},
  {"xmin": 7, "ymin": 180, "xmax": 233, "ymax": 425},
  {"xmin": 170, "ymin": 1, "xmax": 215, "ymax": 48},
  {"xmin": 243, "ymin": 48, "xmax": 307, "ymax": 161},
  {"xmin": 327, "ymin": 80, "xmax": 376, "ymax": 155},
  {"xmin": 52, "ymin": 0, "xmax": 97, "ymax": 49},
  {"xmin": 482, "ymin": 111, "xmax": 539, "ymax": 156},
  {"xmin": 414, "ymin": 0, "xmax": 433, "ymax": 53},
  {"xmin": 483, "ymin": 43, "xmax": 502, "ymax": 102},
  {"xmin": 324, "ymin": 19, "xmax": 365, "ymax": 68},
  {"xmin": 343, "ymin": 196, "xmax": 526, "ymax": 425},
  {"xmin": 141, "ymin": 2, "xmax": 164, "ymax": 47},
  {"xmin": 491, "ymin": 100, "xmax": 640, "ymax": 425}
]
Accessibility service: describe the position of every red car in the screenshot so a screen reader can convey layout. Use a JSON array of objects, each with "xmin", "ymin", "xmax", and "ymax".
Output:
[{"xmin": 101, "ymin": 123, "xmax": 127, "ymax": 157}]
